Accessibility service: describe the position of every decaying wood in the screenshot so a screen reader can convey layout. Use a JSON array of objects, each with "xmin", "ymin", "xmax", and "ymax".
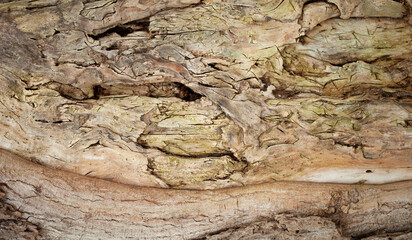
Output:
[{"xmin": 0, "ymin": 0, "xmax": 411, "ymax": 238}]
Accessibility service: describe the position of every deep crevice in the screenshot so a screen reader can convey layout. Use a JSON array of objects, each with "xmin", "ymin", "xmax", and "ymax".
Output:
[
  {"xmin": 89, "ymin": 18, "xmax": 151, "ymax": 40},
  {"xmin": 93, "ymin": 82, "xmax": 202, "ymax": 101},
  {"xmin": 272, "ymin": 89, "xmax": 298, "ymax": 99},
  {"xmin": 207, "ymin": 63, "xmax": 221, "ymax": 71}
]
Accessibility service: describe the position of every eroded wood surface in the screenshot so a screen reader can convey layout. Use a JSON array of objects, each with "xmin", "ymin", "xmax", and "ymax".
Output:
[
  {"xmin": 0, "ymin": 0, "xmax": 411, "ymax": 190},
  {"xmin": 0, "ymin": 0, "xmax": 411, "ymax": 237}
]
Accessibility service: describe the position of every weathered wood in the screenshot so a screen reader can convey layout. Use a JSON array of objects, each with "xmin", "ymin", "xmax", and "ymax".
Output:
[
  {"xmin": 0, "ymin": 0, "xmax": 411, "ymax": 238},
  {"xmin": 1, "ymin": 149, "xmax": 411, "ymax": 239},
  {"xmin": 0, "ymin": 0, "xmax": 411, "ymax": 189}
]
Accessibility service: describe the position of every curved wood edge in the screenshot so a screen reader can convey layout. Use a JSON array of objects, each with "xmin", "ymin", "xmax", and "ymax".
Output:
[{"xmin": 1, "ymin": 148, "xmax": 411, "ymax": 239}]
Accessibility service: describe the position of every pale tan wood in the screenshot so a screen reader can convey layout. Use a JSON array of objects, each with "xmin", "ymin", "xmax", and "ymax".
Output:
[
  {"xmin": 1, "ymin": 149, "xmax": 411, "ymax": 239},
  {"xmin": 0, "ymin": 0, "xmax": 411, "ymax": 238}
]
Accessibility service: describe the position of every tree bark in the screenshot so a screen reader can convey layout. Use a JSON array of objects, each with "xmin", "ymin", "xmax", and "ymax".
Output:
[
  {"xmin": 0, "ymin": 0, "xmax": 411, "ymax": 239},
  {"xmin": 1, "ymin": 149, "xmax": 412, "ymax": 239}
]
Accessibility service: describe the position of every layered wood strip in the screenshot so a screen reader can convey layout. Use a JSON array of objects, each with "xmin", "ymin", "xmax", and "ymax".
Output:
[{"xmin": 0, "ymin": 149, "xmax": 411, "ymax": 239}]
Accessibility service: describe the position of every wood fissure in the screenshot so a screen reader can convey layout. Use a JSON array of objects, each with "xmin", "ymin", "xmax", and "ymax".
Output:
[{"xmin": 0, "ymin": 0, "xmax": 411, "ymax": 238}]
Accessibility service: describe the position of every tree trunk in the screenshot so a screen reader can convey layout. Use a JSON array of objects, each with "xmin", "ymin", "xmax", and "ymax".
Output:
[{"xmin": 0, "ymin": 0, "xmax": 411, "ymax": 239}]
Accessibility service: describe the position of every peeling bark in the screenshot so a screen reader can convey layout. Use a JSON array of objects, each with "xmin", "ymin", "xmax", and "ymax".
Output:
[{"xmin": 0, "ymin": 0, "xmax": 411, "ymax": 238}]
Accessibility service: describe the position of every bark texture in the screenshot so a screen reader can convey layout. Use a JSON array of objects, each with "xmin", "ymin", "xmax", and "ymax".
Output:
[
  {"xmin": 0, "ymin": 0, "xmax": 411, "ymax": 238},
  {"xmin": 1, "ymin": 149, "xmax": 412, "ymax": 239}
]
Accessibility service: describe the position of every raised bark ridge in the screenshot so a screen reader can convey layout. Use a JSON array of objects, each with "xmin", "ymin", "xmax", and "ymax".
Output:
[{"xmin": 1, "ymin": 149, "xmax": 411, "ymax": 239}]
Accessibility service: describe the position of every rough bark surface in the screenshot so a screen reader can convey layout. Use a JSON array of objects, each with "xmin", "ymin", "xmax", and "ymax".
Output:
[
  {"xmin": 0, "ymin": 0, "xmax": 411, "ymax": 238},
  {"xmin": 1, "ymin": 149, "xmax": 412, "ymax": 239}
]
